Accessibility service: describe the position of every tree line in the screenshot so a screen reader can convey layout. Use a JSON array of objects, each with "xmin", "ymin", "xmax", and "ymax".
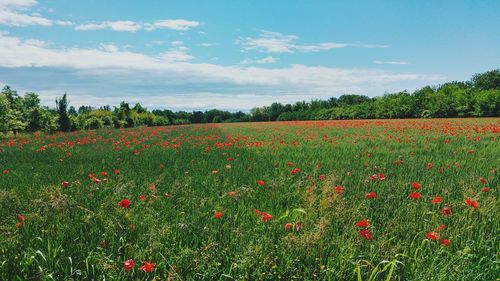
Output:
[{"xmin": 1, "ymin": 69, "xmax": 499, "ymax": 134}]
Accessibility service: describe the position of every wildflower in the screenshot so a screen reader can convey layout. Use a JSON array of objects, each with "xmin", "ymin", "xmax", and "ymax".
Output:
[
  {"xmin": 211, "ymin": 170, "xmax": 219, "ymax": 175},
  {"xmin": 227, "ymin": 191, "xmax": 237, "ymax": 196},
  {"xmin": 261, "ymin": 212, "xmax": 273, "ymax": 222},
  {"xmin": 61, "ymin": 181, "xmax": 70, "ymax": 188},
  {"xmin": 439, "ymin": 238, "xmax": 451, "ymax": 246},
  {"xmin": 295, "ymin": 222, "xmax": 302, "ymax": 232},
  {"xmin": 114, "ymin": 169, "xmax": 120, "ymax": 175},
  {"xmin": 139, "ymin": 261, "xmax": 155, "ymax": 272},
  {"xmin": 123, "ymin": 259, "xmax": 134, "ymax": 272},
  {"xmin": 359, "ymin": 229, "xmax": 372, "ymax": 240},
  {"xmin": 139, "ymin": 195, "xmax": 146, "ymax": 201},
  {"xmin": 291, "ymin": 168, "xmax": 300, "ymax": 175},
  {"xmin": 101, "ymin": 171, "xmax": 107, "ymax": 177},
  {"xmin": 119, "ymin": 198, "xmax": 131, "ymax": 209},
  {"xmin": 214, "ymin": 211, "xmax": 223, "ymax": 219},
  {"xmin": 409, "ymin": 192, "xmax": 422, "ymax": 200},
  {"xmin": 284, "ymin": 223, "xmax": 292, "ymax": 230},
  {"xmin": 335, "ymin": 186, "xmax": 343, "ymax": 194},
  {"xmin": 256, "ymin": 180, "xmax": 266, "ymax": 186},
  {"xmin": 464, "ymin": 198, "xmax": 479, "ymax": 209},
  {"xmin": 411, "ymin": 182, "xmax": 421, "ymax": 190},
  {"xmin": 16, "ymin": 214, "xmax": 25, "ymax": 228},
  {"xmin": 287, "ymin": 162, "xmax": 294, "ymax": 167},
  {"xmin": 427, "ymin": 163, "xmax": 433, "ymax": 169},
  {"xmin": 479, "ymin": 177, "xmax": 487, "ymax": 184},
  {"xmin": 426, "ymin": 232, "xmax": 438, "ymax": 241},
  {"xmin": 435, "ymin": 225, "xmax": 447, "ymax": 232},
  {"xmin": 319, "ymin": 174, "xmax": 326, "ymax": 181},
  {"xmin": 254, "ymin": 209, "xmax": 262, "ymax": 215},
  {"xmin": 366, "ymin": 192, "xmax": 377, "ymax": 199},
  {"xmin": 482, "ymin": 187, "xmax": 489, "ymax": 192},
  {"xmin": 227, "ymin": 157, "xmax": 233, "ymax": 161},
  {"xmin": 441, "ymin": 205, "xmax": 452, "ymax": 216},
  {"xmin": 159, "ymin": 164, "xmax": 165, "ymax": 169},
  {"xmin": 356, "ymin": 219, "xmax": 369, "ymax": 228},
  {"xmin": 431, "ymin": 196, "xmax": 442, "ymax": 205},
  {"xmin": 149, "ymin": 183, "xmax": 156, "ymax": 193},
  {"xmin": 2, "ymin": 169, "xmax": 9, "ymax": 174},
  {"xmin": 378, "ymin": 173, "xmax": 386, "ymax": 181}
]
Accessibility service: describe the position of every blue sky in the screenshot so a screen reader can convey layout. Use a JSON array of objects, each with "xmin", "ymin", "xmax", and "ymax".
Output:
[{"xmin": 0, "ymin": 0, "xmax": 499, "ymax": 110}]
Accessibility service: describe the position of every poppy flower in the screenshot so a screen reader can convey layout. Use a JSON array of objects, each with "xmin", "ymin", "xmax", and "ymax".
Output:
[
  {"xmin": 427, "ymin": 163, "xmax": 433, "ymax": 169},
  {"xmin": 227, "ymin": 157, "xmax": 233, "ymax": 161},
  {"xmin": 159, "ymin": 164, "xmax": 165, "ymax": 169},
  {"xmin": 227, "ymin": 191, "xmax": 237, "ymax": 196},
  {"xmin": 101, "ymin": 171, "xmax": 108, "ymax": 177},
  {"xmin": 366, "ymin": 192, "xmax": 377, "ymax": 199},
  {"xmin": 355, "ymin": 219, "xmax": 369, "ymax": 228},
  {"xmin": 2, "ymin": 169, "xmax": 9, "ymax": 175},
  {"xmin": 431, "ymin": 196, "xmax": 442, "ymax": 205},
  {"xmin": 426, "ymin": 232, "xmax": 438, "ymax": 241},
  {"xmin": 61, "ymin": 181, "xmax": 70, "ymax": 188},
  {"xmin": 114, "ymin": 169, "xmax": 120, "ymax": 175},
  {"xmin": 378, "ymin": 173, "xmax": 386, "ymax": 181},
  {"xmin": 479, "ymin": 177, "xmax": 487, "ymax": 184},
  {"xmin": 335, "ymin": 186, "xmax": 343, "ymax": 194},
  {"xmin": 139, "ymin": 261, "xmax": 155, "ymax": 272},
  {"xmin": 254, "ymin": 209, "xmax": 262, "ymax": 215},
  {"xmin": 441, "ymin": 205, "xmax": 452, "ymax": 216},
  {"xmin": 411, "ymin": 182, "xmax": 421, "ymax": 190},
  {"xmin": 256, "ymin": 180, "xmax": 266, "ymax": 186},
  {"xmin": 295, "ymin": 222, "xmax": 302, "ymax": 232},
  {"xmin": 482, "ymin": 187, "xmax": 489, "ymax": 192},
  {"xmin": 435, "ymin": 225, "xmax": 447, "ymax": 232},
  {"xmin": 409, "ymin": 192, "xmax": 422, "ymax": 200},
  {"xmin": 16, "ymin": 214, "xmax": 25, "ymax": 228},
  {"xmin": 439, "ymin": 238, "xmax": 451, "ymax": 246},
  {"xmin": 149, "ymin": 183, "xmax": 156, "ymax": 193},
  {"xmin": 319, "ymin": 174, "xmax": 326, "ymax": 181},
  {"xmin": 119, "ymin": 198, "xmax": 131, "ymax": 208},
  {"xmin": 211, "ymin": 170, "xmax": 219, "ymax": 175},
  {"xmin": 359, "ymin": 229, "xmax": 372, "ymax": 240},
  {"xmin": 284, "ymin": 223, "xmax": 292, "ymax": 230},
  {"xmin": 214, "ymin": 211, "xmax": 223, "ymax": 219},
  {"xmin": 291, "ymin": 168, "xmax": 300, "ymax": 175},
  {"xmin": 123, "ymin": 259, "xmax": 134, "ymax": 272},
  {"xmin": 464, "ymin": 198, "xmax": 479, "ymax": 209},
  {"xmin": 139, "ymin": 195, "xmax": 146, "ymax": 201},
  {"xmin": 287, "ymin": 162, "xmax": 294, "ymax": 167},
  {"xmin": 261, "ymin": 212, "xmax": 273, "ymax": 222}
]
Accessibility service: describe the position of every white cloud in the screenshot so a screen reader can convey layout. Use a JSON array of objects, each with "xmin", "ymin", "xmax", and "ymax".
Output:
[
  {"xmin": 198, "ymin": 42, "xmax": 218, "ymax": 47},
  {"xmin": 241, "ymin": 56, "xmax": 279, "ymax": 65},
  {"xmin": 0, "ymin": 32, "xmax": 444, "ymax": 110},
  {"xmin": 238, "ymin": 30, "xmax": 388, "ymax": 53},
  {"xmin": 373, "ymin": 60, "xmax": 409, "ymax": 65},
  {"xmin": 0, "ymin": 0, "xmax": 72, "ymax": 27},
  {"xmin": 75, "ymin": 19, "xmax": 200, "ymax": 32}
]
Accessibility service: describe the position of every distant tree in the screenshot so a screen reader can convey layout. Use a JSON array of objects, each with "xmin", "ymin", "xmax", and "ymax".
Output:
[
  {"xmin": 471, "ymin": 69, "xmax": 500, "ymax": 90},
  {"xmin": 56, "ymin": 94, "xmax": 71, "ymax": 131}
]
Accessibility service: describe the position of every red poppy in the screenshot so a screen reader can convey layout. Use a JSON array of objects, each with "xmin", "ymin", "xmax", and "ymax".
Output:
[
  {"xmin": 431, "ymin": 196, "xmax": 442, "ymax": 205},
  {"xmin": 287, "ymin": 162, "xmax": 294, "ymax": 167},
  {"xmin": 378, "ymin": 173, "xmax": 386, "ymax": 181},
  {"xmin": 366, "ymin": 192, "xmax": 377, "ymax": 199},
  {"xmin": 335, "ymin": 186, "xmax": 343, "ymax": 194},
  {"xmin": 227, "ymin": 191, "xmax": 237, "ymax": 196},
  {"xmin": 256, "ymin": 180, "xmax": 266, "ymax": 186},
  {"xmin": 101, "ymin": 171, "xmax": 108, "ymax": 177},
  {"xmin": 319, "ymin": 174, "xmax": 326, "ymax": 181},
  {"xmin": 211, "ymin": 170, "xmax": 219, "ymax": 175},
  {"xmin": 441, "ymin": 205, "xmax": 452, "ymax": 216},
  {"xmin": 227, "ymin": 157, "xmax": 233, "ymax": 161},
  {"xmin": 435, "ymin": 225, "xmax": 447, "ymax": 232},
  {"xmin": 61, "ymin": 181, "xmax": 70, "ymax": 188},
  {"xmin": 16, "ymin": 214, "xmax": 25, "ymax": 228},
  {"xmin": 482, "ymin": 187, "xmax": 489, "ymax": 192},
  {"xmin": 409, "ymin": 192, "xmax": 422, "ymax": 200},
  {"xmin": 439, "ymin": 238, "xmax": 451, "ymax": 246},
  {"xmin": 261, "ymin": 212, "xmax": 273, "ymax": 222},
  {"xmin": 295, "ymin": 222, "xmax": 302, "ymax": 232},
  {"xmin": 464, "ymin": 198, "xmax": 479, "ymax": 209},
  {"xmin": 159, "ymin": 164, "xmax": 165, "ymax": 169},
  {"xmin": 254, "ymin": 209, "xmax": 262, "ymax": 215},
  {"xmin": 214, "ymin": 211, "xmax": 223, "ymax": 219},
  {"xmin": 355, "ymin": 219, "xmax": 369, "ymax": 228},
  {"xmin": 479, "ymin": 177, "xmax": 487, "ymax": 184},
  {"xmin": 139, "ymin": 195, "xmax": 146, "ymax": 201},
  {"xmin": 426, "ymin": 231, "xmax": 438, "ymax": 241},
  {"xmin": 2, "ymin": 169, "xmax": 9, "ymax": 174},
  {"xmin": 359, "ymin": 229, "xmax": 372, "ymax": 240},
  {"xmin": 139, "ymin": 261, "xmax": 155, "ymax": 272},
  {"xmin": 427, "ymin": 163, "xmax": 433, "ymax": 169},
  {"xmin": 291, "ymin": 168, "xmax": 301, "ymax": 175},
  {"xmin": 119, "ymin": 198, "xmax": 131, "ymax": 208},
  {"xmin": 411, "ymin": 182, "xmax": 421, "ymax": 190},
  {"xmin": 284, "ymin": 223, "xmax": 292, "ymax": 230},
  {"xmin": 114, "ymin": 169, "xmax": 120, "ymax": 175},
  {"xmin": 149, "ymin": 183, "xmax": 156, "ymax": 193},
  {"xmin": 123, "ymin": 259, "xmax": 134, "ymax": 272}
]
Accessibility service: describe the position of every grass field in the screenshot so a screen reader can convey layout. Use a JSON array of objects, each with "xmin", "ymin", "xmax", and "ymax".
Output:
[{"xmin": 0, "ymin": 119, "xmax": 499, "ymax": 280}]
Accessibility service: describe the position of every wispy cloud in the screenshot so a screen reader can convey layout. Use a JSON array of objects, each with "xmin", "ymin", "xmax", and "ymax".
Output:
[
  {"xmin": 373, "ymin": 60, "xmax": 409, "ymax": 65},
  {"xmin": 241, "ymin": 56, "xmax": 279, "ymax": 65},
  {"xmin": 0, "ymin": 32, "xmax": 443, "ymax": 110},
  {"xmin": 0, "ymin": 0, "xmax": 72, "ymax": 27},
  {"xmin": 238, "ymin": 30, "xmax": 388, "ymax": 53},
  {"xmin": 75, "ymin": 19, "xmax": 200, "ymax": 32}
]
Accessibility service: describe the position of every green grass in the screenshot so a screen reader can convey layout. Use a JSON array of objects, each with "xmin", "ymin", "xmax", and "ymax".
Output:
[{"xmin": 0, "ymin": 119, "xmax": 499, "ymax": 280}]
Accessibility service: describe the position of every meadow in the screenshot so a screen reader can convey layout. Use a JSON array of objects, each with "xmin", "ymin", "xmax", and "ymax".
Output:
[{"xmin": 0, "ymin": 118, "xmax": 498, "ymax": 280}]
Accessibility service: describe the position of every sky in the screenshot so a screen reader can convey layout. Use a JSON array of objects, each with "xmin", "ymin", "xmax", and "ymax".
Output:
[{"xmin": 0, "ymin": 0, "xmax": 499, "ymax": 111}]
